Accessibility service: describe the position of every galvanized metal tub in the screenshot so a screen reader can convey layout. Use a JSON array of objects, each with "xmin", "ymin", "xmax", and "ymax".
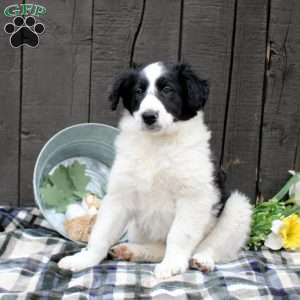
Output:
[{"xmin": 33, "ymin": 123, "xmax": 119, "ymax": 242}]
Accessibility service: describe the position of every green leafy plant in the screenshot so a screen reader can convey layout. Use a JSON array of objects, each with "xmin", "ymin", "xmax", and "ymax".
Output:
[
  {"xmin": 40, "ymin": 161, "xmax": 91, "ymax": 213},
  {"xmin": 247, "ymin": 172, "xmax": 300, "ymax": 250}
]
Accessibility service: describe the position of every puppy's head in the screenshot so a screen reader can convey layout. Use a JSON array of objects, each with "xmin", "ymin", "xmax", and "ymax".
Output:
[{"xmin": 109, "ymin": 62, "xmax": 209, "ymax": 134}]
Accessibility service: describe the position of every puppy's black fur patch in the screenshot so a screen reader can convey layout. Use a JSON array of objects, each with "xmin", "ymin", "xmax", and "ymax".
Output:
[
  {"xmin": 109, "ymin": 69, "xmax": 142, "ymax": 111},
  {"xmin": 213, "ymin": 168, "xmax": 229, "ymax": 217},
  {"xmin": 173, "ymin": 64, "xmax": 209, "ymax": 120}
]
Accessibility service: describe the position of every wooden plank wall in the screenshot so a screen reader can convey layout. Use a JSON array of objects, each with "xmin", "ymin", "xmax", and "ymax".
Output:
[
  {"xmin": 222, "ymin": 0, "xmax": 268, "ymax": 200},
  {"xmin": 21, "ymin": 0, "xmax": 93, "ymax": 205},
  {"xmin": 0, "ymin": 0, "xmax": 299, "ymax": 206},
  {"xmin": 0, "ymin": 0, "xmax": 22, "ymax": 206},
  {"xmin": 259, "ymin": 0, "xmax": 300, "ymax": 200}
]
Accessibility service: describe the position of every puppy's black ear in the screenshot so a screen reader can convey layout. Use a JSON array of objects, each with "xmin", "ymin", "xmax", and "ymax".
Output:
[
  {"xmin": 109, "ymin": 69, "xmax": 137, "ymax": 111},
  {"xmin": 175, "ymin": 63, "xmax": 209, "ymax": 118}
]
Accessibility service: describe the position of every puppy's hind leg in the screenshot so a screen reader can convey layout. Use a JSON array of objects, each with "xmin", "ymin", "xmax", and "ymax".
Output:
[
  {"xmin": 191, "ymin": 191, "xmax": 252, "ymax": 272},
  {"xmin": 110, "ymin": 242, "xmax": 165, "ymax": 263},
  {"xmin": 109, "ymin": 221, "xmax": 165, "ymax": 262}
]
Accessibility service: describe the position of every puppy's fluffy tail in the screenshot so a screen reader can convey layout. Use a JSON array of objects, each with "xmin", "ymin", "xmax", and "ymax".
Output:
[{"xmin": 198, "ymin": 191, "xmax": 253, "ymax": 262}]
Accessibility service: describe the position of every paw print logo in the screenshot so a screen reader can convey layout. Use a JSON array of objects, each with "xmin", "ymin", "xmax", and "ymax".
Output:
[{"xmin": 4, "ymin": 16, "xmax": 45, "ymax": 48}]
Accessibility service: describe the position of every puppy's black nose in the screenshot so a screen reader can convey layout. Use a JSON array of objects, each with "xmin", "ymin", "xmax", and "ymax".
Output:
[{"xmin": 142, "ymin": 110, "xmax": 159, "ymax": 126}]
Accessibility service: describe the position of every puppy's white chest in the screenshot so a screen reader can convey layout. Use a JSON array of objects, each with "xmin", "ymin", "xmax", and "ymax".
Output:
[
  {"xmin": 132, "ymin": 152, "xmax": 176, "ymax": 240},
  {"xmin": 134, "ymin": 188, "xmax": 176, "ymax": 241},
  {"xmin": 132, "ymin": 142, "xmax": 177, "ymax": 191}
]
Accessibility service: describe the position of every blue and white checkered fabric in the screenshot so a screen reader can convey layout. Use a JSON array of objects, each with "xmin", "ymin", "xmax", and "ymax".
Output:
[{"xmin": 0, "ymin": 207, "xmax": 300, "ymax": 299}]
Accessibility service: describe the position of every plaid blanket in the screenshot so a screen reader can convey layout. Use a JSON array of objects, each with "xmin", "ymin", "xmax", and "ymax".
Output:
[{"xmin": 0, "ymin": 207, "xmax": 299, "ymax": 300}]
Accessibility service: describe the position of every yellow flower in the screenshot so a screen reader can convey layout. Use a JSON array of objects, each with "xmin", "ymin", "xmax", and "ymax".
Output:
[{"xmin": 279, "ymin": 214, "xmax": 300, "ymax": 250}]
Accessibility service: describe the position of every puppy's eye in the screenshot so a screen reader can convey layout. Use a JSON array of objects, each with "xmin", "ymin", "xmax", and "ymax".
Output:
[
  {"xmin": 135, "ymin": 88, "xmax": 144, "ymax": 95},
  {"xmin": 162, "ymin": 86, "xmax": 173, "ymax": 94}
]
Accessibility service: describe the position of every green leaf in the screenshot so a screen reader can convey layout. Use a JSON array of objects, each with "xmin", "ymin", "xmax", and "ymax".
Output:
[
  {"xmin": 49, "ymin": 165, "xmax": 74, "ymax": 198},
  {"xmin": 73, "ymin": 190, "xmax": 86, "ymax": 199},
  {"xmin": 68, "ymin": 161, "xmax": 90, "ymax": 195},
  {"xmin": 41, "ymin": 176, "xmax": 52, "ymax": 188},
  {"xmin": 271, "ymin": 172, "xmax": 300, "ymax": 201},
  {"xmin": 40, "ymin": 161, "xmax": 91, "ymax": 213},
  {"xmin": 41, "ymin": 183, "xmax": 68, "ymax": 211}
]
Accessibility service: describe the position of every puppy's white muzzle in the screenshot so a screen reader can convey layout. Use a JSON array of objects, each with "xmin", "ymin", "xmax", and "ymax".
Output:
[{"xmin": 135, "ymin": 95, "xmax": 174, "ymax": 133}]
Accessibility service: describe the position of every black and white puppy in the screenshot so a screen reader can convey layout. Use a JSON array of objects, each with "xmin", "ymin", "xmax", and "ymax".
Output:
[{"xmin": 58, "ymin": 62, "xmax": 252, "ymax": 278}]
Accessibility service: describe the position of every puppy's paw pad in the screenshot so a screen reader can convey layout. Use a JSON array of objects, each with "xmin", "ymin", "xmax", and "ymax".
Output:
[
  {"xmin": 190, "ymin": 253, "xmax": 215, "ymax": 272},
  {"xmin": 154, "ymin": 259, "xmax": 188, "ymax": 279},
  {"xmin": 110, "ymin": 244, "xmax": 133, "ymax": 261}
]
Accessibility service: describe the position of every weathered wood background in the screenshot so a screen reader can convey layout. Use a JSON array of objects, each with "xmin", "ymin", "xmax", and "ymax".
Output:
[{"xmin": 0, "ymin": 0, "xmax": 299, "ymax": 206}]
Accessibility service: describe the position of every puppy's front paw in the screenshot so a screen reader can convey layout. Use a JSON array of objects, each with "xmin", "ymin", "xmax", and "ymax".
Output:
[
  {"xmin": 58, "ymin": 248, "xmax": 103, "ymax": 271},
  {"xmin": 154, "ymin": 257, "xmax": 188, "ymax": 279},
  {"xmin": 190, "ymin": 252, "xmax": 215, "ymax": 272}
]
